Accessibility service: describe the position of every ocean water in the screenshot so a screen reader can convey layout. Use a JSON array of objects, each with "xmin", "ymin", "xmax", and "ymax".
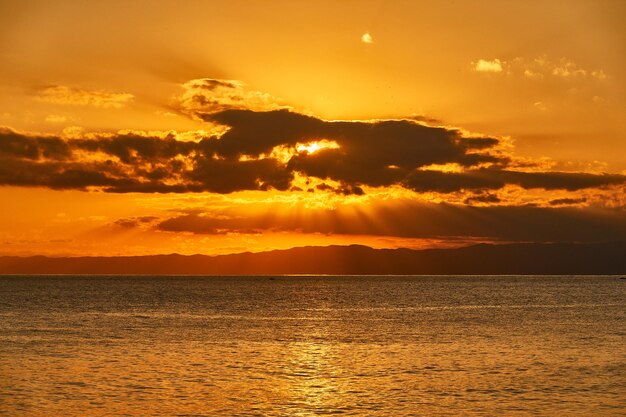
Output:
[{"xmin": 0, "ymin": 275, "xmax": 624, "ymax": 416}]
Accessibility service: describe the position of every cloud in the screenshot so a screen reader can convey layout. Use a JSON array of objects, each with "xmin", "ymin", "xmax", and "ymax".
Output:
[
  {"xmin": 549, "ymin": 197, "xmax": 586, "ymax": 206},
  {"xmin": 590, "ymin": 70, "xmax": 607, "ymax": 81},
  {"xmin": 404, "ymin": 168, "xmax": 625, "ymax": 193},
  {"xmin": 546, "ymin": 59, "xmax": 606, "ymax": 80},
  {"xmin": 0, "ymin": 129, "xmax": 71, "ymax": 160},
  {"xmin": 472, "ymin": 59, "xmax": 503, "ymax": 73},
  {"xmin": 464, "ymin": 193, "xmax": 501, "ymax": 205},
  {"xmin": 175, "ymin": 78, "xmax": 286, "ymax": 117},
  {"xmin": 203, "ymin": 109, "xmax": 505, "ymax": 188},
  {"xmin": 0, "ymin": 108, "xmax": 624, "ymax": 195},
  {"xmin": 157, "ymin": 214, "xmax": 237, "ymax": 235},
  {"xmin": 361, "ymin": 32, "xmax": 373, "ymax": 44},
  {"xmin": 472, "ymin": 56, "xmax": 608, "ymax": 81},
  {"xmin": 45, "ymin": 114, "xmax": 68, "ymax": 123},
  {"xmin": 37, "ymin": 85, "xmax": 134, "ymax": 108},
  {"xmin": 0, "ymin": 126, "xmax": 291, "ymax": 193},
  {"xmin": 114, "ymin": 216, "xmax": 159, "ymax": 228},
  {"xmin": 551, "ymin": 60, "xmax": 587, "ymax": 78},
  {"xmin": 153, "ymin": 202, "xmax": 626, "ymax": 243}
]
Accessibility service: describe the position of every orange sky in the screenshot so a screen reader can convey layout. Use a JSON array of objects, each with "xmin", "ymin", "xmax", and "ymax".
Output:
[{"xmin": 0, "ymin": 0, "xmax": 625, "ymax": 256}]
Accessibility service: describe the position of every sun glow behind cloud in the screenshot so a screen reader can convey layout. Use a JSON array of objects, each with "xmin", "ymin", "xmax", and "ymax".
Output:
[{"xmin": 296, "ymin": 139, "xmax": 340, "ymax": 154}]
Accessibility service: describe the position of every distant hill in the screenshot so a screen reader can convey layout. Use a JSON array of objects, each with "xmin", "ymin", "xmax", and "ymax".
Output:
[{"xmin": 0, "ymin": 242, "xmax": 625, "ymax": 275}]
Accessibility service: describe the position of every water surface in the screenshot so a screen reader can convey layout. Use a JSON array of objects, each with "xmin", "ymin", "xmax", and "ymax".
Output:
[{"xmin": 0, "ymin": 275, "xmax": 625, "ymax": 416}]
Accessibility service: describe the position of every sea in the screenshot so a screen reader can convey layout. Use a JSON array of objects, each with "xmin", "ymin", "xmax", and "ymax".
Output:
[{"xmin": 0, "ymin": 275, "xmax": 624, "ymax": 416}]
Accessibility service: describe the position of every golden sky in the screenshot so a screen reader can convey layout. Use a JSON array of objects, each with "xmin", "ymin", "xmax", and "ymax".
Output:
[{"xmin": 0, "ymin": 0, "xmax": 625, "ymax": 256}]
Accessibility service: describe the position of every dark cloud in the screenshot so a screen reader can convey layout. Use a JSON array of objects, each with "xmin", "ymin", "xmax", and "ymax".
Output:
[
  {"xmin": 158, "ymin": 214, "xmax": 237, "ymax": 235},
  {"xmin": 1, "ymin": 108, "xmax": 625, "ymax": 195},
  {"xmin": 549, "ymin": 198, "xmax": 587, "ymax": 206},
  {"xmin": 315, "ymin": 182, "xmax": 364, "ymax": 195},
  {"xmin": 404, "ymin": 169, "xmax": 626, "ymax": 193},
  {"xmin": 191, "ymin": 79, "xmax": 239, "ymax": 91},
  {"xmin": 464, "ymin": 193, "xmax": 501, "ymax": 205},
  {"xmin": 154, "ymin": 203, "xmax": 626, "ymax": 243},
  {"xmin": 114, "ymin": 216, "xmax": 158, "ymax": 228},
  {"xmin": 410, "ymin": 115, "xmax": 442, "ymax": 124},
  {"xmin": 0, "ymin": 129, "xmax": 71, "ymax": 160},
  {"xmin": 499, "ymin": 170, "xmax": 624, "ymax": 191},
  {"xmin": 186, "ymin": 157, "xmax": 293, "ymax": 193},
  {"xmin": 205, "ymin": 109, "xmax": 502, "ymax": 172},
  {"xmin": 0, "ymin": 157, "xmax": 135, "ymax": 190},
  {"xmin": 203, "ymin": 109, "xmax": 325, "ymax": 157},
  {"xmin": 74, "ymin": 133, "xmax": 197, "ymax": 164},
  {"xmin": 158, "ymin": 213, "xmax": 263, "ymax": 235}
]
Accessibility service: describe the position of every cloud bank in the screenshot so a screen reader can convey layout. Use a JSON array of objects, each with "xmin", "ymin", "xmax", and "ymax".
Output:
[
  {"xmin": 1, "ymin": 107, "xmax": 624, "ymax": 195},
  {"xmin": 149, "ymin": 201, "xmax": 626, "ymax": 243}
]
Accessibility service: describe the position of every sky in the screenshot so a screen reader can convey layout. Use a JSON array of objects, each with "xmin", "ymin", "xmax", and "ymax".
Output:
[{"xmin": 0, "ymin": 0, "xmax": 625, "ymax": 256}]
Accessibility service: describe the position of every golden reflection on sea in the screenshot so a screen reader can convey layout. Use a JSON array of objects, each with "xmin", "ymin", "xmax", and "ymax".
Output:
[{"xmin": 0, "ymin": 275, "xmax": 624, "ymax": 416}]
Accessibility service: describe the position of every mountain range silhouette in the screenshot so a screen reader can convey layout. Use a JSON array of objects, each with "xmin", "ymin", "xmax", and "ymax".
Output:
[{"xmin": 1, "ymin": 242, "xmax": 624, "ymax": 275}]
